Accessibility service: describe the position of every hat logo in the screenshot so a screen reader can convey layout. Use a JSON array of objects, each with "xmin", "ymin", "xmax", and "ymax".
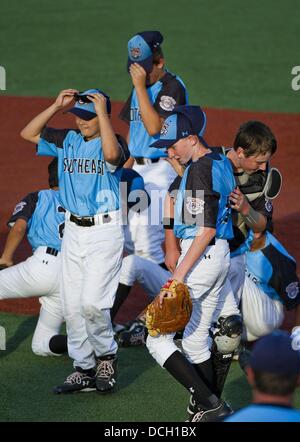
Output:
[
  {"xmin": 186, "ymin": 197, "xmax": 205, "ymax": 215},
  {"xmin": 161, "ymin": 122, "xmax": 169, "ymax": 136},
  {"xmin": 159, "ymin": 95, "xmax": 176, "ymax": 112},
  {"xmin": 78, "ymin": 98, "xmax": 86, "ymax": 105},
  {"xmin": 130, "ymin": 47, "xmax": 141, "ymax": 59},
  {"xmin": 286, "ymin": 282, "xmax": 299, "ymax": 299}
]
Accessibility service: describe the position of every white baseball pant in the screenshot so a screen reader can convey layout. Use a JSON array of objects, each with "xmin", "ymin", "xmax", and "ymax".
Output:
[
  {"xmin": 0, "ymin": 246, "xmax": 63, "ymax": 356},
  {"xmin": 147, "ymin": 238, "xmax": 235, "ymax": 367},
  {"xmin": 125, "ymin": 159, "xmax": 177, "ymax": 264},
  {"xmin": 61, "ymin": 211, "xmax": 124, "ymax": 370}
]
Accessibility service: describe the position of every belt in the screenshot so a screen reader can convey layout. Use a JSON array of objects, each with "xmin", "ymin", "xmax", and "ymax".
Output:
[
  {"xmin": 70, "ymin": 213, "xmax": 112, "ymax": 227},
  {"xmin": 46, "ymin": 247, "xmax": 59, "ymax": 257},
  {"xmin": 135, "ymin": 157, "xmax": 161, "ymax": 165},
  {"xmin": 208, "ymin": 238, "xmax": 216, "ymax": 246}
]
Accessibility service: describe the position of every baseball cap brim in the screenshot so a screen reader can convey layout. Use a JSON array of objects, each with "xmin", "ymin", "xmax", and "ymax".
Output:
[
  {"xmin": 127, "ymin": 55, "xmax": 153, "ymax": 73},
  {"xmin": 150, "ymin": 138, "xmax": 178, "ymax": 149},
  {"xmin": 67, "ymin": 108, "xmax": 97, "ymax": 121}
]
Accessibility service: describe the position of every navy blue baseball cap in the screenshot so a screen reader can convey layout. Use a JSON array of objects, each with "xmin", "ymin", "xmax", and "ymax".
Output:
[
  {"xmin": 67, "ymin": 89, "xmax": 111, "ymax": 120},
  {"xmin": 127, "ymin": 31, "xmax": 163, "ymax": 73},
  {"xmin": 150, "ymin": 105, "xmax": 207, "ymax": 149},
  {"xmin": 249, "ymin": 330, "xmax": 300, "ymax": 375}
]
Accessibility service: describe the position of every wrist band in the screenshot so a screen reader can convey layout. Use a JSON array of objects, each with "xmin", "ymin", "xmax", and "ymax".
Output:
[
  {"xmin": 163, "ymin": 217, "xmax": 174, "ymax": 229},
  {"xmin": 241, "ymin": 206, "xmax": 261, "ymax": 229}
]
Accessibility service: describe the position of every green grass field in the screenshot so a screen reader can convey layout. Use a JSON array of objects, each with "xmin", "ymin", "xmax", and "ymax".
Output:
[
  {"xmin": 0, "ymin": 0, "xmax": 299, "ymax": 112},
  {"xmin": 0, "ymin": 312, "xmax": 252, "ymax": 422}
]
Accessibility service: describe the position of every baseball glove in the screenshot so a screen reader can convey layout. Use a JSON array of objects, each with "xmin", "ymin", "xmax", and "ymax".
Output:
[{"xmin": 142, "ymin": 279, "xmax": 192, "ymax": 336}]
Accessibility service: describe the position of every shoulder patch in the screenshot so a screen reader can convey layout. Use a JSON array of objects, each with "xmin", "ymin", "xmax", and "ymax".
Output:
[
  {"xmin": 12, "ymin": 201, "xmax": 27, "ymax": 216},
  {"xmin": 265, "ymin": 199, "xmax": 273, "ymax": 212},
  {"xmin": 286, "ymin": 282, "xmax": 299, "ymax": 300},
  {"xmin": 186, "ymin": 197, "xmax": 205, "ymax": 215},
  {"xmin": 159, "ymin": 95, "xmax": 176, "ymax": 112}
]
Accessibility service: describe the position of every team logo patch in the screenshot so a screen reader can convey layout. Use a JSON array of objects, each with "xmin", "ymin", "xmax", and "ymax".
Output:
[
  {"xmin": 286, "ymin": 282, "xmax": 299, "ymax": 299},
  {"xmin": 160, "ymin": 121, "xmax": 169, "ymax": 136},
  {"xmin": 265, "ymin": 199, "xmax": 273, "ymax": 212},
  {"xmin": 12, "ymin": 201, "xmax": 27, "ymax": 216},
  {"xmin": 159, "ymin": 96, "xmax": 176, "ymax": 112},
  {"xmin": 186, "ymin": 197, "xmax": 205, "ymax": 215},
  {"xmin": 130, "ymin": 47, "xmax": 141, "ymax": 59}
]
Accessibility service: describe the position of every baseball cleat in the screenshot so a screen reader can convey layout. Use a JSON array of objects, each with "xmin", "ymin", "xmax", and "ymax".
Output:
[
  {"xmin": 53, "ymin": 368, "xmax": 96, "ymax": 394},
  {"xmin": 187, "ymin": 400, "xmax": 233, "ymax": 422},
  {"xmin": 118, "ymin": 320, "xmax": 147, "ymax": 347},
  {"xmin": 95, "ymin": 354, "xmax": 118, "ymax": 393}
]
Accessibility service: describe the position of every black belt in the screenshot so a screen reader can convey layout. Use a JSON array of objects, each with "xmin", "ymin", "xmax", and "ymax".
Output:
[
  {"xmin": 46, "ymin": 247, "xmax": 59, "ymax": 257},
  {"xmin": 70, "ymin": 213, "xmax": 112, "ymax": 227},
  {"xmin": 208, "ymin": 238, "xmax": 216, "ymax": 246},
  {"xmin": 135, "ymin": 157, "xmax": 161, "ymax": 165}
]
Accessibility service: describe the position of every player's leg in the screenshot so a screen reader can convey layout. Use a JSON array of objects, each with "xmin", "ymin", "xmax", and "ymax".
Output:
[
  {"xmin": 130, "ymin": 160, "xmax": 176, "ymax": 264},
  {"xmin": 31, "ymin": 303, "xmax": 66, "ymax": 357},
  {"xmin": 227, "ymin": 254, "xmax": 246, "ymax": 303},
  {"xmin": 54, "ymin": 220, "xmax": 96, "ymax": 394},
  {"xmin": 114, "ymin": 255, "xmax": 171, "ymax": 346},
  {"xmin": 82, "ymin": 221, "xmax": 124, "ymax": 393},
  {"xmin": 209, "ymin": 278, "xmax": 242, "ymax": 398},
  {"xmin": 241, "ymin": 276, "xmax": 284, "ymax": 341},
  {"xmin": 0, "ymin": 249, "xmax": 60, "ymax": 299}
]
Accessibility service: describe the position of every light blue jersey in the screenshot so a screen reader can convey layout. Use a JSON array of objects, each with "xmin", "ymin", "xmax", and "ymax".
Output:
[
  {"xmin": 120, "ymin": 72, "xmax": 188, "ymax": 159},
  {"xmin": 8, "ymin": 189, "xmax": 65, "ymax": 252},
  {"xmin": 174, "ymin": 152, "xmax": 235, "ymax": 240},
  {"xmin": 37, "ymin": 128, "xmax": 128, "ymax": 216},
  {"xmin": 243, "ymin": 231, "xmax": 300, "ymax": 309},
  {"xmin": 225, "ymin": 404, "xmax": 300, "ymax": 422}
]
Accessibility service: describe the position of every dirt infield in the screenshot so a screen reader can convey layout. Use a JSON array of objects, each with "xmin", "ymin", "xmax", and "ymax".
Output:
[{"xmin": 0, "ymin": 97, "xmax": 299, "ymax": 326}]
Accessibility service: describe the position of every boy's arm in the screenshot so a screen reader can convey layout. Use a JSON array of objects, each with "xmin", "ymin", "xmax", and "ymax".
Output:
[
  {"xmin": 89, "ymin": 93, "xmax": 128, "ymax": 166},
  {"xmin": 20, "ymin": 89, "xmax": 78, "ymax": 144},
  {"xmin": 129, "ymin": 64, "xmax": 163, "ymax": 136},
  {"xmin": 0, "ymin": 219, "xmax": 27, "ymax": 267}
]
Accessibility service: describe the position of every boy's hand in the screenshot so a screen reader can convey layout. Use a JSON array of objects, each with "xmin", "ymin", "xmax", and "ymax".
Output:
[
  {"xmin": 229, "ymin": 186, "xmax": 250, "ymax": 215},
  {"xmin": 87, "ymin": 93, "xmax": 108, "ymax": 117},
  {"xmin": 54, "ymin": 89, "xmax": 79, "ymax": 110},
  {"xmin": 129, "ymin": 63, "xmax": 147, "ymax": 89}
]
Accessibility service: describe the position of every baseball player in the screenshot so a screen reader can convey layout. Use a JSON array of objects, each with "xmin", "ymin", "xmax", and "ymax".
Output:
[
  {"xmin": 0, "ymin": 158, "xmax": 67, "ymax": 356},
  {"xmin": 141, "ymin": 105, "xmax": 241, "ymax": 422},
  {"xmin": 120, "ymin": 31, "xmax": 188, "ymax": 265},
  {"xmin": 233, "ymin": 230, "xmax": 300, "ymax": 342},
  {"xmin": 21, "ymin": 89, "xmax": 129, "ymax": 394}
]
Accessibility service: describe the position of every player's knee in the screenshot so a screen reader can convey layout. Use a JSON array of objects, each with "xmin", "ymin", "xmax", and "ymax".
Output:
[
  {"xmin": 182, "ymin": 334, "xmax": 210, "ymax": 363},
  {"xmin": 119, "ymin": 254, "xmax": 138, "ymax": 286},
  {"xmin": 31, "ymin": 337, "xmax": 53, "ymax": 357},
  {"xmin": 212, "ymin": 314, "xmax": 243, "ymax": 354},
  {"xmin": 81, "ymin": 303, "xmax": 99, "ymax": 320},
  {"xmin": 146, "ymin": 334, "xmax": 177, "ymax": 367}
]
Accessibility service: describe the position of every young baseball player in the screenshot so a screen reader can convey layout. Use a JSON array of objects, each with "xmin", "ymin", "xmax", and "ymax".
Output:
[
  {"xmin": 0, "ymin": 159, "xmax": 67, "ymax": 356},
  {"xmin": 232, "ymin": 230, "xmax": 300, "ymax": 342},
  {"xmin": 21, "ymin": 89, "xmax": 129, "ymax": 394},
  {"xmin": 142, "ymin": 105, "xmax": 240, "ymax": 422},
  {"xmin": 119, "ymin": 31, "xmax": 188, "ymax": 265}
]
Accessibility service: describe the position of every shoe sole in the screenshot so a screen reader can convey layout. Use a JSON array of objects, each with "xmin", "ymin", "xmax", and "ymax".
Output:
[
  {"xmin": 96, "ymin": 387, "xmax": 117, "ymax": 394},
  {"xmin": 53, "ymin": 386, "xmax": 96, "ymax": 394}
]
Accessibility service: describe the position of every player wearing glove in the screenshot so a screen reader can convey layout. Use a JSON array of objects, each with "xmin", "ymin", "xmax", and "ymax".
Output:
[{"xmin": 144, "ymin": 105, "xmax": 240, "ymax": 422}]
